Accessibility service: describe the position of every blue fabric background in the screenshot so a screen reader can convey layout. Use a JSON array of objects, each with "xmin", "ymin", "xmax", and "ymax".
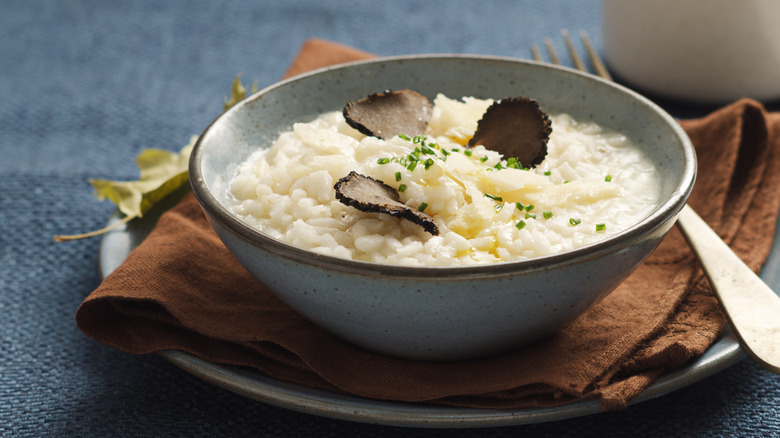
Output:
[{"xmin": 2, "ymin": 1, "xmax": 779, "ymax": 436}]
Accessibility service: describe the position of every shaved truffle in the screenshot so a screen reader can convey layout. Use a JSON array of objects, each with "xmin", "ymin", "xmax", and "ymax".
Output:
[
  {"xmin": 468, "ymin": 97, "xmax": 552, "ymax": 168},
  {"xmin": 343, "ymin": 89, "xmax": 432, "ymax": 139},
  {"xmin": 334, "ymin": 171, "xmax": 439, "ymax": 235}
]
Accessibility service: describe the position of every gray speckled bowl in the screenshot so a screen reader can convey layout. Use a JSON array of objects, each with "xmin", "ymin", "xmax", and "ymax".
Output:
[{"xmin": 189, "ymin": 55, "xmax": 696, "ymax": 361}]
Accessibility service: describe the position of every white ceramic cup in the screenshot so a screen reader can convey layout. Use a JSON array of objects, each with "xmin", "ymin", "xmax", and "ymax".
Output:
[{"xmin": 603, "ymin": 0, "xmax": 780, "ymax": 103}]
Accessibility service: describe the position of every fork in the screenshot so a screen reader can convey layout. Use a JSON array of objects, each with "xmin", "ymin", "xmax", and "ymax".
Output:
[{"xmin": 533, "ymin": 30, "xmax": 780, "ymax": 374}]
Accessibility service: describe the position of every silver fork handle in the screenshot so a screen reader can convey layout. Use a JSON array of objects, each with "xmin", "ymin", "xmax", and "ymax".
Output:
[{"xmin": 676, "ymin": 204, "xmax": 780, "ymax": 373}]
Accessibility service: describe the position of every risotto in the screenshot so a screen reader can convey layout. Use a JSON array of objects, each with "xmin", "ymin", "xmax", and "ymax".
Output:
[{"xmin": 227, "ymin": 94, "xmax": 661, "ymax": 266}]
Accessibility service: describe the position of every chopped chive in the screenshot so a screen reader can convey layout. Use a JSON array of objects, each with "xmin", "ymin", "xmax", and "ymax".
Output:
[
  {"xmin": 451, "ymin": 147, "xmax": 460, "ymax": 152},
  {"xmin": 525, "ymin": 212, "xmax": 536, "ymax": 219},
  {"xmin": 516, "ymin": 202, "xmax": 525, "ymax": 211},
  {"xmin": 596, "ymin": 223, "xmax": 606, "ymax": 231},
  {"xmin": 406, "ymin": 161, "xmax": 417, "ymax": 171},
  {"xmin": 544, "ymin": 170, "xmax": 552, "ymax": 176},
  {"xmin": 605, "ymin": 175, "xmax": 613, "ymax": 182},
  {"xmin": 398, "ymin": 184, "xmax": 407, "ymax": 192},
  {"xmin": 493, "ymin": 162, "xmax": 505, "ymax": 170},
  {"xmin": 569, "ymin": 218, "xmax": 581, "ymax": 226},
  {"xmin": 480, "ymin": 155, "xmax": 489, "ymax": 162},
  {"xmin": 398, "ymin": 134, "xmax": 411, "ymax": 141},
  {"xmin": 418, "ymin": 202, "xmax": 428, "ymax": 212},
  {"xmin": 515, "ymin": 220, "xmax": 527, "ymax": 230},
  {"xmin": 413, "ymin": 135, "xmax": 424, "ymax": 144},
  {"xmin": 506, "ymin": 158, "xmax": 524, "ymax": 169},
  {"xmin": 563, "ymin": 180, "xmax": 570, "ymax": 184},
  {"xmin": 485, "ymin": 193, "xmax": 503, "ymax": 202},
  {"xmin": 377, "ymin": 158, "xmax": 390, "ymax": 164},
  {"xmin": 494, "ymin": 204, "xmax": 503, "ymax": 212},
  {"xmin": 423, "ymin": 158, "xmax": 435, "ymax": 170},
  {"xmin": 441, "ymin": 148, "xmax": 450, "ymax": 156},
  {"xmin": 394, "ymin": 171, "xmax": 402, "ymax": 182},
  {"xmin": 525, "ymin": 204, "xmax": 534, "ymax": 211},
  {"xmin": 464, "ymin": 150, "xmax": 473, "ymax": 157},
  {"xmin": 543, "ymin": 210, "xmax": 553, "ymax": 219}
]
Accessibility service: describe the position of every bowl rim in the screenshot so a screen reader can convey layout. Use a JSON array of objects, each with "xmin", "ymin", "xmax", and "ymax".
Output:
[{"xmin": 189, "ymin": 54, "xmax": 696, "ymax": 279}]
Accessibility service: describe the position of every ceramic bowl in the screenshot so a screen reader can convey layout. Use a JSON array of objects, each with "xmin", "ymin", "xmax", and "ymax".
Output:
[{"xmin": 189, "ymin": 55, "xmax": 696, "ymax": 361}]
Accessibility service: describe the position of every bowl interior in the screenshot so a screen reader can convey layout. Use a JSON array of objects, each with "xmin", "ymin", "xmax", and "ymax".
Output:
[{"xmin": 191, "ymin": 55, "xmax": 695, "ymax": 271}]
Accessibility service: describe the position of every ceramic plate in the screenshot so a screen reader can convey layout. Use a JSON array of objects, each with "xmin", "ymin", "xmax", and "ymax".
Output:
[{"xmin": 98, "ymin": 189, "xmax": 780, "ymax": 427}]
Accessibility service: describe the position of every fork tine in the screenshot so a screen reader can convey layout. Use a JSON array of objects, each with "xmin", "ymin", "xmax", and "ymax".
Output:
[
  {"xmin": 579, "ymin": 30, "xmax": 613, "ymax": 81},
  {"xmin": 530, "ymin": 30, "xmax": 613, "ymax": 82},
  {"xmin": 544, "ymin": 37, "xmax": 561, "ymax": 65},
  {"xmin": 530, "ymin": 43, "xmax": 543, "ymax": 62},
  {"xmin": 561, "ymin": 29, "xmax": 586, "ymax": 72}
]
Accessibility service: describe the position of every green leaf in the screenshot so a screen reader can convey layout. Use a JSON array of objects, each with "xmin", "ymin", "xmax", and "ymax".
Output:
[
  {"xmin": 223, "ymin": 74, "xmax": 258, "ymax": 111},
  {"xmin": 55, "ymin": 74, "xmax": 256, "ymax": 241},
  {"xmin": 89, "ymin": 136, "xmax": 197, "ymax": 218}
]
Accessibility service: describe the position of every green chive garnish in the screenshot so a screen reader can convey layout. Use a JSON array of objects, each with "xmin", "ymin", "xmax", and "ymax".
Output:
[
  {"xmin": 394, "ymin": 171, "xmax": 402, "ymax": 182},
  {"xmin": 464, "ymin": 150, "xmax": 473, "ymax": 157},
  {"xmin": 480, "ymin": 156, "xmax": 489, "ymax": 162},
  {"xmin": 515, "ymin": 220, "xmax": 526, "ymax": 230},
  {"xmin": 596, "ymin": 223, "xmax": 606, "ymax": 231},
  {"xmin": 418, "ymin": 202, "xmax": 428, "ymax": 212},
  {"xmin": 605, "ymin": 175, "xmax": 613, "ymax": 182},
  {"xmin": 398, "ymin": 134, "xmax": 411, "ymax": 141},
  {"xmin": 485, "ymin": 193, "xmax": 503, "ymax": 202},
  {"xmin": 377, "ymin": 158, "xmax": 390, "ymax": 164},
  {"xmin": 544, "ymin": 170, "xmax": 552, "ymax": 176},
  {"xmin": 398, "ymin": 184, "xmax": 407, "ymax": 192},
  {"xmin": 543, "ymin": 210, "xmax": 553, "ymax": 219},
  {"xmin": 525, "ymin": 212, "xmax": 536, "ymax": 219},
  {"xmin": 569, "ymin": 218, "xmax": 581, "ymax": 226}
]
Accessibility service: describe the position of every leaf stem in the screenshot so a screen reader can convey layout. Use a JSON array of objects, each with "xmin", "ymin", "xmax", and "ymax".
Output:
[{"xmin": 53, "ymin": 213, "xmax": 139, "ymax": 242}]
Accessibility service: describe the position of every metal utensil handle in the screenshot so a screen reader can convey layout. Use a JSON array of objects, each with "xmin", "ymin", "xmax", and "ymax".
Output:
[{"xmin": 677, "ymin": 204, "xmax": 780, "ymax": 373}]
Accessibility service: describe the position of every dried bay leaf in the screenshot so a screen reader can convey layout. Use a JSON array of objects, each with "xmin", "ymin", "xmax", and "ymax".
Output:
[
  {"xmin": 55, "ymin": 74, "xmax": 254, "ymax": 241},
  {"xmin": 89, "ymin": 137, "xmax": 196, "ymax": 219}
]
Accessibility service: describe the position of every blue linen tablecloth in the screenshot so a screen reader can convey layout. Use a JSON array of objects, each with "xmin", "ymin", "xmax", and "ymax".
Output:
[{"xmin": 2, "ymin": 1, "xmax": 779, "ymax": 436}]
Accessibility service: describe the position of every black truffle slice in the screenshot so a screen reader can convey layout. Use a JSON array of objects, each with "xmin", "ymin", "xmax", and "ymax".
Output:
[
  {"xmin": 334, "ymin": 171, "xmax": 439, "ymax": 235},
  {"xmin": 467, "ymin": 97, "xmax": 552, "ymax": 168},
  {"xmin": 343, "ymin": 89, "xmax": 432, "ymax": 139}
]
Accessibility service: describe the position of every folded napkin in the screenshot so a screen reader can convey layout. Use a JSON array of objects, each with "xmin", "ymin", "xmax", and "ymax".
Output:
[{"xmin": 77, "ymin": 39, "xmax": 780, "ymax": 410}]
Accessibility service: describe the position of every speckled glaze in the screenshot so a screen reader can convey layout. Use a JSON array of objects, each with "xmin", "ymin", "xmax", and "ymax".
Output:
[{"xmin": 189, "ymin": 55, "xmax": 696, "ymax": 361}]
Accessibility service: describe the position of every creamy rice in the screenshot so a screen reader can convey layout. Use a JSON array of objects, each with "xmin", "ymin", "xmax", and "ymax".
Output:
[{"xmin": 227, "ymin": 94, "xmax": 660, "ymax": 266}]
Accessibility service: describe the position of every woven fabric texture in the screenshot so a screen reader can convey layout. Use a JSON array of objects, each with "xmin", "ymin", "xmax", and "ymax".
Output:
[{"xmin": 2, "ymin": 1, "xmax": 779, "ymax": 436}]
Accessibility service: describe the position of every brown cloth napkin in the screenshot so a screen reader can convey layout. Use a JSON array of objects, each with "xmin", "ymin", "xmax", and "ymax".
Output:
[{"xmin": 77, "ymin": 39, "xmax": 780, "ymax": 410}]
